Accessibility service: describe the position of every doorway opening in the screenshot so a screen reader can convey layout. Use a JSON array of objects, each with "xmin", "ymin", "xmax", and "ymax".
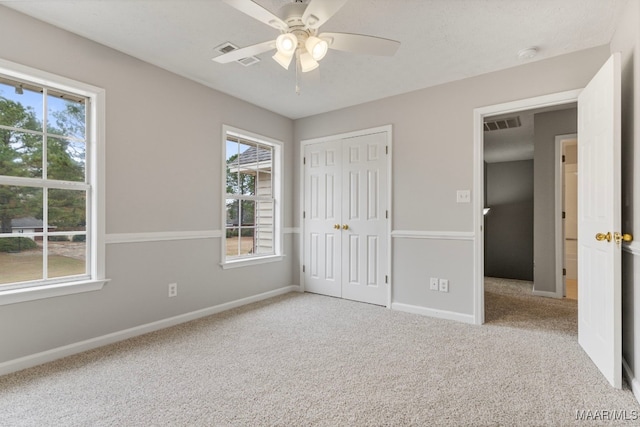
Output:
[
  {"xmin": 556, "ymin": 134, "xmax": 578, "ymax": 300},
  {"xmin": 473, "ymin": 90, "xmax": 581, "ymax": 325}
]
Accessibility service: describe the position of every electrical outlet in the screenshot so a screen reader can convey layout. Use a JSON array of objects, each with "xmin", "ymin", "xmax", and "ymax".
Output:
[
  {"xmin": 439, "ymin": 279, "xmax": 449, "ymax": 293},
  {"xmin": 168, "ymin": 283, "xmax": 178, "ymax": 297},
  {"xmin": 429, "ymin": 277, "xmax": 439, "ymax": 291},
  {"xmin": 456, "ymin": 190, "xmax": 471, "ymax": 203}
]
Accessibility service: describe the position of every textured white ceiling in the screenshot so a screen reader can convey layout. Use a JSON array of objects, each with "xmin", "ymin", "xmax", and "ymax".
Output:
[{"xmin": 0, "ymin": 0, "xmax": 628, "ymax": 119}]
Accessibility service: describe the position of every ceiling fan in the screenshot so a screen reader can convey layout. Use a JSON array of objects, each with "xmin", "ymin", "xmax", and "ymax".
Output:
[{"xmin": 213, "ymin": 0, "xmax": 401, "ymax": 74}]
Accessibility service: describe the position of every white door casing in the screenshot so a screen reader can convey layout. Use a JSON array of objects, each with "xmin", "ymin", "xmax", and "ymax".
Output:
[
  {"xmin": 577, "ymin": 53, "xmax": 622, "ymax": 389},
  {"xmin": 303, "ymin": 129, "xmax": 390, "ymax": 306}
]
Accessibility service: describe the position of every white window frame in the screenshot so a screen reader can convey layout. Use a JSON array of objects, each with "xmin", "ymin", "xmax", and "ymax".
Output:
[
  {"xmin": 221, "ymin": 125, "xmax": 283, "ymax": 269},
  {"xmin": 0, "ymin": 59, "xmax": 108, "ymax": 305}
]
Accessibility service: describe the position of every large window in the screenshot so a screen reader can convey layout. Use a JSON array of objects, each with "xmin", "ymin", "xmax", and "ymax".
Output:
[
  {"xmin": 0, "ymin": 60, "xmax": 106, "ymax": 304},
  {"xmin": 223, "ymin": 126, "xmax": 281, "ymax": 266}
]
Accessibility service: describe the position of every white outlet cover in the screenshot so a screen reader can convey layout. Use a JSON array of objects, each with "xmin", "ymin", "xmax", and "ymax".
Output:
[
  {"xmin": 456, "ymin": 190, "xmax": 471, "ymax": 203},
  {"xmin": 439, "ymin": 279, "xmax": 449, "ymax": 292}
]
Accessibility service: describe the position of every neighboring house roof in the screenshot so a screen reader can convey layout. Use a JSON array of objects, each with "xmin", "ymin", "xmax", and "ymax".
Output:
[
  {"xmin": 237, "ymin": 146, "xmax": 271, "ymax": 165},
  {"xmin": 11, "ymin": 217, "xmax": 56, "ymax": 229}
]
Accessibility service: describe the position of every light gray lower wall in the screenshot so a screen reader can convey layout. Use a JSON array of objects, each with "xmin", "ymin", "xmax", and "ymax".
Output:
[
  {"xmin": 532, "ymin": 109, "xmax": 577, "ymax": 293},
  {"xmin": 484, "ymin": 160, "xmax": 534, "ymax": 281},
  {"xmin": 294, "ymin": 46, "xmax": 609, "ymax": 316},
  {"xmin": 0, "ymin": 7, "xmax": 295, "ymax": 364},
  {"xmin": 612, "ymin": 0, "xmax": 640, "ymax": 392}
]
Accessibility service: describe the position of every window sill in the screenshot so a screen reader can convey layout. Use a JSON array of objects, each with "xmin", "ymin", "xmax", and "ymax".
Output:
[
  {"xmin": 0, "ymin": 279, "xmax": 110, "ymax": 306},
  {"xmin": 220, "ymin": 255, "xmax": 284, "ymax": 270}
]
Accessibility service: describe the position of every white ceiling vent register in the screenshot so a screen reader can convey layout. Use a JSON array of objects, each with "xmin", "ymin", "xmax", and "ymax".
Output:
[
  {"xmin": 484, "ymin": 116, "xmax": 522, "ymax": 132},
  {"xmin": 214, "ymin": 42, "xmax": 260, "ymax": 66}
]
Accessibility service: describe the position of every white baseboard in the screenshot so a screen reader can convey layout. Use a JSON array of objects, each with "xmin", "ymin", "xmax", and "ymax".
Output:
[
  {"xmin": 532, "ymin": 290, "xmax": 562, "ymax": 299},
  {"xmin": 0, "ymin": 285, "xmax": 300, "ymax": 377},
  {"xmin": 623, "ymin": 358, "xmax": 640, "ymax": 403},
  {"xmin": 391, "ymin": 302, "xmax": 475, "ymax": 324}
]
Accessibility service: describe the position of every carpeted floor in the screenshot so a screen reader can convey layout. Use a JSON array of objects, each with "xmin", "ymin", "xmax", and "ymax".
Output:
[{"xmin": 1, "ymin": 278, "xmax": 639, "ymax": 426}]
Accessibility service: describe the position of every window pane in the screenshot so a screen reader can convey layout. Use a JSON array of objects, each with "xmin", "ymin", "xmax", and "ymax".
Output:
[
  {"xmin": 47, "ymin": 235, "xmax": 87, "ymax": 279},
  {"xmin": 238, "ymin": 172, "xmax": 255, "ymax": 195},
  {"xmin": 0, "ymin": 80, "xmax": 43, "ymax": 132},
  {"xmin": 226, "ymin": 199, "xmax": 239, "ymax": 227},
  {"xmin": 47, "ymin": 95, "xmax": 85, "ymax": 140},
  {"xmin": 238, "ymin": 227, "xmax": 255, "ymax": 256},
  {"xmin": 47, "ymin": 137, "xmax": 85, "ymax": 181},
  {"xmin": 225, "ymin": 140, "xmax": 240, "ymax": 196},
  {"xmin": 0, "ymin": 185, "xmax": 43, "ymax": 235},
  {"xmin": 240, "ymin": 200, "xmax": 255, "ymax": 226},
  {"xmin": 238, "ymin": 143, "xmax": 257, "ymax": 171},
  {"xmin": 0, "ymin": 129, "xmax": 43, "ymax": 178},
  {"xmin": 255, "ymin": 201, "xmax": 274, "ymax": 255},
  {"xmin": 257, "ymin": 145, "xmax": 272, "ymax": 172},
  {"xmin": 0, "ymin": 236, "xmax": 43, "ymax": 285},
  {"xmin": 257, "ymin": 171, "xmax": 272, "ymax": 197},
  {"xmin": 225, "ymin": 227, "xmax": 240, "ymax": 257},
  {"xmin": 48, "ymin": 188, "xmax": 86, "ymax": 232}
]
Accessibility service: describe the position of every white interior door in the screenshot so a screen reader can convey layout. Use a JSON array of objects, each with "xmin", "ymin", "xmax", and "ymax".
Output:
[
  {"xmin": 577, "ymin": 53, "xmax": 622, "ymax": 388},
  {"xmin": 340, "ymin": 133, "xmax": 389, "ymax": 305},
  {"xmin": 304, "ymin": 140, "xmax": 342, "ymax": 298},
  {"xmin": 303, "ymin": 131, "xmax": 389, "ymax": 306}
]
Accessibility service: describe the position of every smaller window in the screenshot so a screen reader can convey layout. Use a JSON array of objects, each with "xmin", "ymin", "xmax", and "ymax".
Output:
[{"xmin": 222, "ymin": 126, "xmax": 281, "ymax": 266}]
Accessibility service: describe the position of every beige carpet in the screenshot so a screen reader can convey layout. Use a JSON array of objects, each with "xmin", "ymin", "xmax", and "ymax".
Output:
[{"xmin": 1, "ymin": 278, "xmax": 639, "ymax": 426}]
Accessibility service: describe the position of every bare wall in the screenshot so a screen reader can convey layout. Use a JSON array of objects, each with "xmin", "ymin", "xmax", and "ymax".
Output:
[
  {"xmin": 532, "ymin": 108, "xmax": 577, "ymax": 294},
  {"xmin": 611, "ymin": 0, "xmax": 640, "ymax": 388},
  {"xmin": 0, "ymin": 6, "xmax": 295, "ymax": 363},
  {"xmin": 485, "ymin": 160, "xmax": 534, "ymax": 281}
]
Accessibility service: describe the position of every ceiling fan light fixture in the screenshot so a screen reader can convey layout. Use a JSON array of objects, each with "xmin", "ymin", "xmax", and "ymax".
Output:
[
  {"xmin": 306, "ymin": 36, "xmax": 328, "ymax": 61},
  {"xmin": 272, "ymin": 50, "xmax": 294, "ymax": 69},
  {"xmin": 299, "ymin": 50, "xmax": 319, "ymax": 72},
  {"xmin": 276, "ymin": 33, "xmax": 297, "ymax": 55}
]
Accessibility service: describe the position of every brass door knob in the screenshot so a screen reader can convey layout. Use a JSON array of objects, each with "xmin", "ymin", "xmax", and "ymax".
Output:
[
  {"xmin": 342, "ymin": 224, "xmax": 349, "ymax": 230},
  {"xmin": 334, "ymin": 224, "xmax": 340, "ymax": 230},
  {"xmin": 614, "ymin": 232, "xmax": 633, "ymax": 244},
  {"xmin": 595, "ymin": 232, "xmax": 612, "ymax": 242}
]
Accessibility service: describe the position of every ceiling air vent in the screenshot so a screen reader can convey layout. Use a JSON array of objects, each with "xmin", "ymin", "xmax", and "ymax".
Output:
[
  {"xmin": 214, "ymin": 42, "xmax": 260, "ymax": 67},
  {"xmin": 237, "ymin": 56, "xmax": 260, "ymax": 67},
  {"xmin": 484, "ymin": 116, "xmax": 522, "ymax": 132}
]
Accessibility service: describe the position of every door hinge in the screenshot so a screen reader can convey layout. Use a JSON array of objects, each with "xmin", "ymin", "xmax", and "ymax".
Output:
[
  {"xmin": 386, "ymin": 210, "xmax": 389, "ymax": 219},
  {"xmin": 562, "ymin": 155, "xmax": 566, "ymax": 163},
  {"xmin": 303, "ymin": 265, "xmax": 305, "ymax": 273},
  {"xmin": 563, "ymin": 268, "xmax": 566, "ymax": 276},
  {"xmin": 303, "ymin": 211, "xmax": 306, "ymax": 219},
  {"xmin": 386, "ymin": 146, "xmax": 389, "ymax": 155},
  {"xmin": 562, "ymin": 211, "xmax": 566, "ymax": 219},
  {"xmin": 385, "ymin": 275, "xmax": 388, "ymax": 284},
  {"xmin": 303, "ymin": 157, "xmax": 306, "ymax": 165}
]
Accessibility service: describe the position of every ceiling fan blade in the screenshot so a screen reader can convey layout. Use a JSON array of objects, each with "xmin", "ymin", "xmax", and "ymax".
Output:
[
  {"xmin": 320, "ymin": 32, "xmax": 400, "ymax": 56},
  {"xmin": 223, "ymin": 0, "xmax": 288, "ymax": 31},
  {"xmin": 302, "ymin": 0, "xmax": 348, "ymax": 29},
  {"xmin": 212, "ymin": 40, "xmax": 276, "ymax": 64}
]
